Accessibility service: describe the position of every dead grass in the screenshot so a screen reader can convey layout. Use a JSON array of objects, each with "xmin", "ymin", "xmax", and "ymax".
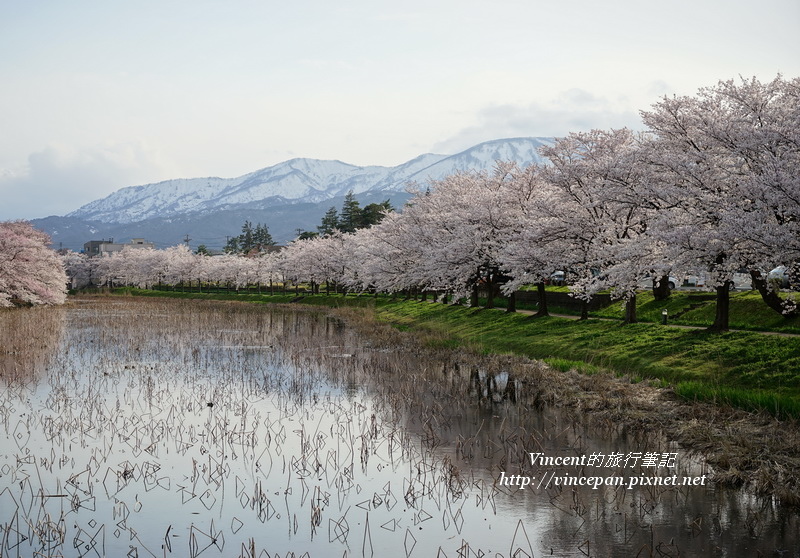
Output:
[{"xmin": 329, "ymin": 303, "xmax": 800, "ymax": 507}]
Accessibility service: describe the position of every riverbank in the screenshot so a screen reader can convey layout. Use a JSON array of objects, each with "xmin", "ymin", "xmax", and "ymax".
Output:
[
  {"xmin": 89, "ymin": 289, "xmax": 800, "ymax": 505},
  {"xmin": 101, "ymin": 288, "xmax": 800, "ymax": 418}
]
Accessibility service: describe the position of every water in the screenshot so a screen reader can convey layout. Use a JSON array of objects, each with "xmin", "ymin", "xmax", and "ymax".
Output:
[{"xmin": 0, "ymin": 297, "xmax": 797, "ymax": 557}]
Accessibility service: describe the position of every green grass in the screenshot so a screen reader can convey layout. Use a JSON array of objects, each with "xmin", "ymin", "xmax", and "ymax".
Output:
[
  {"xmin": 367, "ymin": 299, "xmax": 800, "ymax": 418},
  {"xmin": 93, "ymin": 288, "xmax": 800, "ymax": 418},
  {"xmin": 590, "ymin": 289, "xmax": 800, "ymax": 334}
]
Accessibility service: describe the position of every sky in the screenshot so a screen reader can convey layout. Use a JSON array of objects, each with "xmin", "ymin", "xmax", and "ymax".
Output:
[{"xmin": 1, "ymin": 0, "xmax": 798, "ymax": 221}]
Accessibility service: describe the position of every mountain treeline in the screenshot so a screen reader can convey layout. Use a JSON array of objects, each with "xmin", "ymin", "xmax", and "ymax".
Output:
[
  {"xmin": 224, "ymin": 221, "xmax": 276, "ymax": 254},
  {"xmin": 300, "ymin": 191, "xmax": 393, "ymax": 238}
]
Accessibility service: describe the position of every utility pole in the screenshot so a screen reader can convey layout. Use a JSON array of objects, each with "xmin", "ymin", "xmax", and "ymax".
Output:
[{"xmin": 183, "ymin": 234, "xmax": 191, "ymax": 247}]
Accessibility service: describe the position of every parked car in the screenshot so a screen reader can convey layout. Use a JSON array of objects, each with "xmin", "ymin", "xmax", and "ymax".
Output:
[
  {"xmin": 549, "ymin": 271, "xmax": 566, "ymax": 286},
  {"xmin": 637, "ymin": 275, "xmax": 677, "ymax": 290},
  {"xmin": 732, "ymin": 272, "xmax": 753, "ymax": 290},
  {"xmin": 681, "ymin": 273, "xmax": 705, "ymax": 288},
  {"xmin": 769, "ymin": 266, "xmax": 789, "ymax": 288}
]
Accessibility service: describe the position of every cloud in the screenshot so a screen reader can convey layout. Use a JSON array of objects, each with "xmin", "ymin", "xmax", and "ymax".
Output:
[
  {"xmin": 432, "ymin": 89, "xmax": 644, "ymax": 154},
  {"xmin": 0, "ymin": 142, "xmax": 173, "ymax": 221}
]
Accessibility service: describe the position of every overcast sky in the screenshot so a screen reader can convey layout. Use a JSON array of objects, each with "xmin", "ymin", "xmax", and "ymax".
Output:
[{"xmin": 2, "ymin": 0, "xmax": 798, "ymax": 220}]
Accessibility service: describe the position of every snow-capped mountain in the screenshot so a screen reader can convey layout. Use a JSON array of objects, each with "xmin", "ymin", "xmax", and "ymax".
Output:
[
  {"xmin": 35, "ymin": 137, "xmax": 551, "ymax": 250},
  {"xmin": 67, "ymin": 138, "xmax": 551, "ymax": 224}
]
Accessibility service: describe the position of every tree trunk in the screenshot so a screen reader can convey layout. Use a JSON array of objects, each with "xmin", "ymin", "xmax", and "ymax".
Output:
[
  {"xmin": 750, "ymin": 269, "xmax": 798, "ymax": 318},
  {"xmin": 579, "ymin": 299, "xmax": 589, "ymax": 320},
  {"xmin": 708, "ymin": 281, "xmax": 731, "ymax": 332},
  {"xmin": 624, "ymin": 294, "xmax": 637, "ymax": 324},
  {"xmin": 485, "ymin": 280, "xmax": 495, "ymax": 309},
  {"xmin": 506, "ymin": 290, "xmax": 517, "ymax": 313},
  {"xmin": 470, "ymin": 284, "xmax": 480, "ymax": 308},
  {"xmin": 652, "ymin": 274, "xmax": 671, "ymax": 301},
  {"xmin": 533, "ymin": 282, "xmax": 549, "ymax": 317}
]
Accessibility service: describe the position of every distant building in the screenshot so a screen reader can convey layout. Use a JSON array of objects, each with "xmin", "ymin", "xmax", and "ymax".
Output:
[{"xmin": 83, "ymin": 238, "xmax": 155, "ymax": 257}]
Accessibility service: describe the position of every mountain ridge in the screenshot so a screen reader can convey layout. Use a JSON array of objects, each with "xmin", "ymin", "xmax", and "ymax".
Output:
[{"xmin": 38, "ymin": 137, "xmax": 552, "ymax": 250}]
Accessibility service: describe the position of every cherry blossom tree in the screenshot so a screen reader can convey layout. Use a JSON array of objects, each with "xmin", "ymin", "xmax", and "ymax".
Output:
[
  {"xmin": 0, "ymin": 221, "xmax": 68, "ymax": 307},
  {"xmin": 62, "ymin": 250, "xmax": 95, "ymax": 289},
  {"xmin": 348, "ymin": 212, "xmax": 424, "ymax": 297},
  {"xmin": 641, "ymin": 75, "xmax": 800, "ymax": 329},
  {"xmin": 493, "ymin": 162, "xmax": 561, "ymax": 316},
  {"xmin": 393, "ymin": 163, "xmax": 528, "ymax": 307},
  {"xmin": 43, "ymin": 75, "xmax": 799, "ymax": 332},
  {"xmin": 683, "ymin": 76, "xmax": 799, "ymax": 316},
  {"xmin": 529, "ymin": 129, "xmax": 658, "ymax": 321}
]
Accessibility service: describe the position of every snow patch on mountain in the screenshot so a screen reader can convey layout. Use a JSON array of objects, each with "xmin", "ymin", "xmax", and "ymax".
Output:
[{"xmin": 67, "ymin": 137, "xmax": 551, "ymax": 224}]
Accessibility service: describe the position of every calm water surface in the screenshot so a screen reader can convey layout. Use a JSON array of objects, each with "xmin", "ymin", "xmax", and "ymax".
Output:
[{"xmin": 0, "ymin": 298, "xmax": 797, "ymax": 557}]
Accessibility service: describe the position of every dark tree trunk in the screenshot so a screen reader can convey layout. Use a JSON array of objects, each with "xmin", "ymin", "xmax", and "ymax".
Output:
[
  {"xmin": 750, "ymin": 269, "xmax": 798, "ymax": 318},
  {"xmin": 470, "ymin": 284, "xmax": 480, "ymax": 308},
  {"xmin": 579, "ymin": 299, "xmax": 589, "ymax": 320},
  {"xmin": 624, "ymin": 294, "xmax": 637, "ymax": 324},
  {"xmin": 708, "ymin": 281, "xmax": 731, "ymax": 332},
  {"xmin": 485, "ymin": 280, "xmax": 495, "ymax": 309},
  {"xmin": 506, "ymin": 290, "xmax": 517, "ymax": 313},
  {"xmin": 652, "ymin": 274, "xmax": 671, "ymax": 301},
  {"xmin": 533, "ymin": 282, "xmax": 549, "ymax": 317}
]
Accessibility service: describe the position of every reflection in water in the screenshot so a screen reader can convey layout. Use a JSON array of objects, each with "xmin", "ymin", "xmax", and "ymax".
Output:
[
  {"xmin": 0, "ymin": 297, "xmax": 796, "ymax": 557},
  {"xmin": 0, "ymin": 305, "xmax": 65, "ymax": 382}
]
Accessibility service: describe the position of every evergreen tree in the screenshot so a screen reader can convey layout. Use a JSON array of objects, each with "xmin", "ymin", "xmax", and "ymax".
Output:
[
  {"xmin": 254, "ymin": 223, "xmax": 275, "ymax": 250},
  {"xmin": 224, "ymin": 236, "xmax": 240, "ymax": 254},
  {"xmin": 225, "ymin": 221, "xmax": 276, "ymax": 254},
  {"xmin": 339, "ymin": 191, "xmax": 362, "ymax": 233},
  {"xmin": 318, "ymin": 206, "xmax": 340, "ymax": 236},
  {"xmin": 361, "ymin": 200, "xmax": 393, "ymax": 227},
  {"xmin": 240, "ymin": 221, "xmax": 255, "ymax": 253}
]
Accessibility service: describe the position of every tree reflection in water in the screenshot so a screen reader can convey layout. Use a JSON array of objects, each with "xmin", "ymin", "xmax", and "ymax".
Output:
[{"xmin": 0, "ymin": 297, "xmax": 796, "ymax": 557}]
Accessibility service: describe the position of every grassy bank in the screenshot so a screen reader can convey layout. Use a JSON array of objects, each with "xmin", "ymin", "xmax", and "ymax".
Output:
[
  {"xmin": 102, "ymin": 288, "xmax": 800, "ymax": 418},
  {"xmin": 594, "ymin": 289, "xmax": 800, "ymax": 334}
]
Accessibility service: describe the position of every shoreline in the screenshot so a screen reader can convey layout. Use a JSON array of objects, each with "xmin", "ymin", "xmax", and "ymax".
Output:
[
  {"xmin": 68, "ymin": 292, "xmax": 800, "ymax": 508},
  {"xmin": 327, "ymin": 303, "xmax": 800, "ymax": 509}
]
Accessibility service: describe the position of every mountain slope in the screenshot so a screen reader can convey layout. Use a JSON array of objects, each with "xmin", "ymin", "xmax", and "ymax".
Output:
[
  {"xmin": 67, "ymin": 137, "xmax": 549, "ymax": 224},
  {"xmin": 38, "ymin": 137, "xmax": 551, "ymax": 250}
]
